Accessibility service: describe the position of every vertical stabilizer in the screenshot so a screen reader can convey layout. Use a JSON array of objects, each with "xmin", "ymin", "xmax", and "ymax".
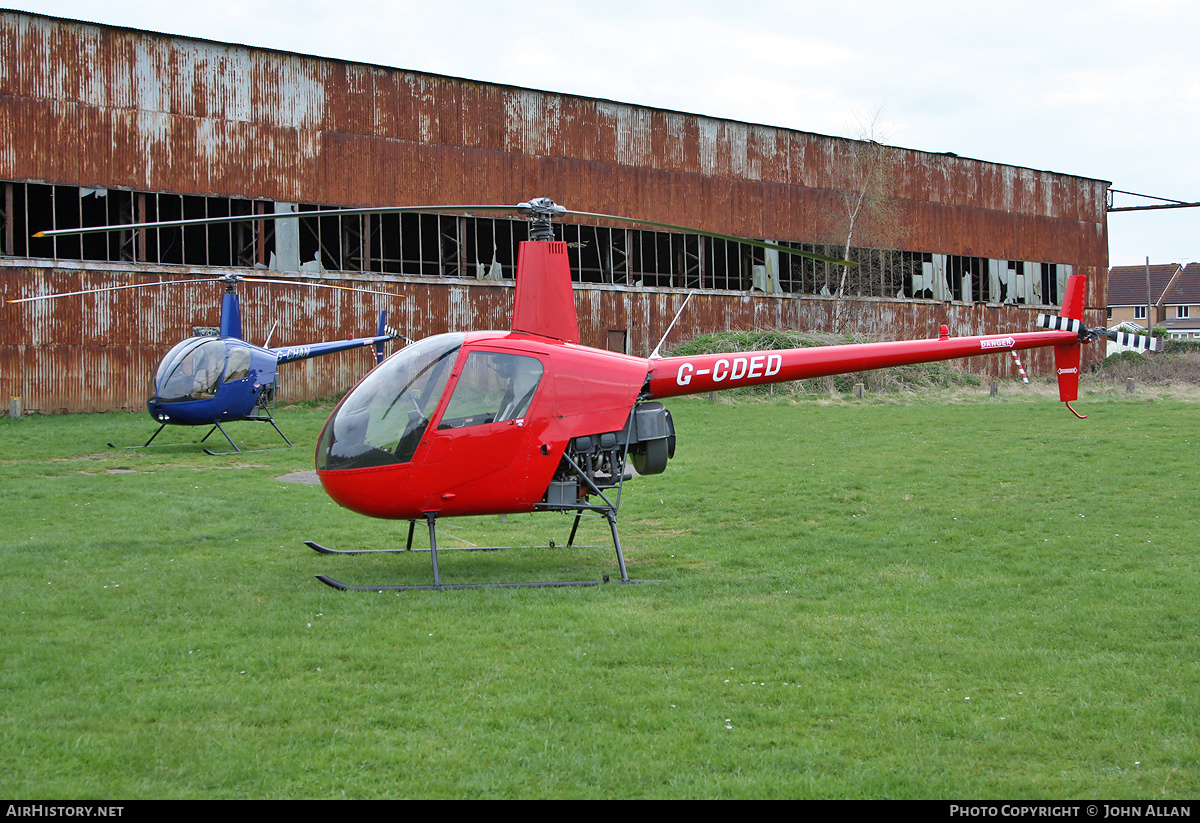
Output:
[
  {"xmin": 374, "ymin": 310, "xmax": 388, "ymax": 364},
  {"xmin": 1059, "ymin": 273, "xmax": 1086, "ymax": 321},
  {"xmin": 511, "ymin": 241, "xmax": 579, "ymax": 343},
  {"xmin": 1053, "ymin": 274, "xmax": 1085, "ymax": 403}
]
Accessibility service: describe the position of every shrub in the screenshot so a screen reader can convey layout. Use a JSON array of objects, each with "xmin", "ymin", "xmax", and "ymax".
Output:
[{"xmin": 1093, "ymin": 347, "xmax": 1200, "ymax": 386}]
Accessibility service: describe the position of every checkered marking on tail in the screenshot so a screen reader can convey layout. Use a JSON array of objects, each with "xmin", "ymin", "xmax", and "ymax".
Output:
[{"xmin": 1037, "ymin": 314, "xmax": 1083, "ymax": 333}]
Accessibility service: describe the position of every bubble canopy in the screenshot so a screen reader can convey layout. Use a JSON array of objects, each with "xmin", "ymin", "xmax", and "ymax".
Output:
[
  {"xmin": 152, "ymin": 337, "xmax": 227, "ymax": 403},
  {"xmin": 316, "ymin": 334, "xmax": 464, "ymax": 471}
]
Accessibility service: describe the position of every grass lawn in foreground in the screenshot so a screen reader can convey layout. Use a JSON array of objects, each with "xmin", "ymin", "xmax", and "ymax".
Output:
[{"xmin": 1, "ymin": 392, "xmax": 1196, "ymax": 798}]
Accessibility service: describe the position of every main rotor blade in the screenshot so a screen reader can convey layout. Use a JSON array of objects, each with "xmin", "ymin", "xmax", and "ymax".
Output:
[
  {"xmin": 7, "ymin": 277, "xmax": 225, "ymax": 303},
  {"xmin": 31, "ymin": 205, "xmax": 525, "ymax": 238},
  {"xmin": 241, "ymin": 277, "xmax": 395, "ymax": 298},
  {"xmin": 32, "ymin": 198, "xmax": 854, "ymax": 266},
  {"xmin": 563, "ymin": 209, "xmax": 857, "ymax": 266},
  {"xmin": 8, "ymin": 274, "xmax": 396, "ymax": 304}
]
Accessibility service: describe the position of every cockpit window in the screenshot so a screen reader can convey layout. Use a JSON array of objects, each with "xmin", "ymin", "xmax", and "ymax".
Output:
[
  {"xmin": 154, "ymin": 338, "xmax": 226, "ymax": 403},
  {"xmin": 437, "ymin": 352, "xmax": 543, "ymax": 429},
  {"xmin": 317, "ymin": 333, "xmax": 464, "ymax": 470},
  {"xmin": 224, "ymin": 347, "xmax": 251, "ymax": 382}
]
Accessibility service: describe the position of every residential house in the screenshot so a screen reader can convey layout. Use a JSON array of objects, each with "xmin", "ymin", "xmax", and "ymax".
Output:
[
  {"xmin": 1106, "ymin": 262, "xmax": 1198, "ymax": 337},
  {"xmin": 1161, "ymin": 263, "xmax": 1200, "ymax": 339}
]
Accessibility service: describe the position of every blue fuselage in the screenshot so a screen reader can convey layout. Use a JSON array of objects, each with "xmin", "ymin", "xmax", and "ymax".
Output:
[{"xmin": 147, "ymin": 336, "xmax": 278, "ymax": 426}]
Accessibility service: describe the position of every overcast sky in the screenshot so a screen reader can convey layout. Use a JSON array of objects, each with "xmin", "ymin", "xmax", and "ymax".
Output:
[{"xmin": 8, "ymin": 0, "xmax": 1198, "ymax": 267}]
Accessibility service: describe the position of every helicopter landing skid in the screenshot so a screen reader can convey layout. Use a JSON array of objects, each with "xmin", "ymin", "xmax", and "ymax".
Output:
[
  {"xmin": 306, "ymin": 542, "xmax": 601, "ymax": 554},
  {"xmin": 312, "ymin": 510, "xmax": 652, "ymax": 591},
  {"xmin": 200, "ymin": 416, "xmax": 294, "ymax": 456},
  {"xmin": 313, "ymin": 575, "xmax": 627, "ymax": 592},
  {"xmin": 108, "ymin": 422, "xmax": 196, "ymax": 450}
]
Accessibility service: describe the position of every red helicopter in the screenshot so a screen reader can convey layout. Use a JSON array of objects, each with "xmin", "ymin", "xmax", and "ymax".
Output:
[
  {"xmin": 303, "ymin": 199, "xmax": 1161, "ymax": 591},
  {"xmin": 27, "ymin": 198, "xmax": 1160, "ymax": 590}
]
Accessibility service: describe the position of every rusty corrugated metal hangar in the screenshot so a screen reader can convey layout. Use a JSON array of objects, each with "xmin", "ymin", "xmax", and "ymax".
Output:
[{"xmin": 0, "ymin": 9, "xmax": 1110, "ymax": 413}]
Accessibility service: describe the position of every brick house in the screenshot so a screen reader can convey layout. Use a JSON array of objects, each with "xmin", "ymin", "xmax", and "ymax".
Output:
[{"xmin": 1107, "ymin": 263, "xmax": 1200, "ymax": 339}]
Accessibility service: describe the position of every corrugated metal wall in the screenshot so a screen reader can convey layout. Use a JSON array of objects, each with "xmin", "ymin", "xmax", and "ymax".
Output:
[
  {"xmin": 0, "ymin": 13, "xmax": 1109, "ymax": 262},
  {"xmin": 0, "ymin": 12, "xmax": 1110, "ymax": 413}
]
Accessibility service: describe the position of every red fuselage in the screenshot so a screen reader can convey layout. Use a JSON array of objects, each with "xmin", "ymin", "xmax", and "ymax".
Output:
[{"xmin": 316, "ymin": 331, "xmax": 649, "ymax": 519}]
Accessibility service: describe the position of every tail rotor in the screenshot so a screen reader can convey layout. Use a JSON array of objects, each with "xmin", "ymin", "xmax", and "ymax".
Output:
[{"xmin": 1034, "ymin": 275, "xmax": 1160, "ymax": 418}]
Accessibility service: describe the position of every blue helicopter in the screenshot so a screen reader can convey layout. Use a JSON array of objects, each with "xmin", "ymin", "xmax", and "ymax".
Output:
[{"xmin": 12, "ymin": 272, "xmax": 402, "ymax": 454}]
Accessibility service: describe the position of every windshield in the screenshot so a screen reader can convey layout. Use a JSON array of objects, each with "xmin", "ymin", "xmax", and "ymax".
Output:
[
  {"xmin": 153, "ymin": 338, "xmax": 226, "ymax": 403},
  {"xmin": 317, "ymin": 333, "xmax": 464, "ymax": 470}
]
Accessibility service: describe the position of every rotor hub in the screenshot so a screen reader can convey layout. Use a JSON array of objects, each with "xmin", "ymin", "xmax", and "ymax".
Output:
[{"xmin": 517, "ymin": 198, "xmax": 566, "ymax": 241}]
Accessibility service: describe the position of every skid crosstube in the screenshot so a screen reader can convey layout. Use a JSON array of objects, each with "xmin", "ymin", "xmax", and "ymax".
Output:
[{"xmin": 311, "ymin": 508, "xmax": 647, "ymax": 591}]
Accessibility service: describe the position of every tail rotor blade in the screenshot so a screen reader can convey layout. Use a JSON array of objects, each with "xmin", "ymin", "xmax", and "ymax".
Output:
[
  {"xmin": 1109, "ymin": 330, "xmax": 1160, "ymax": 352},
  {"xmin": 1036, "ymin": 313, "xmax": 1083, "ymax": 334},
  {"xmin": 1036, "ymin": 313, "xmax": 1161, "ymax": 352}
]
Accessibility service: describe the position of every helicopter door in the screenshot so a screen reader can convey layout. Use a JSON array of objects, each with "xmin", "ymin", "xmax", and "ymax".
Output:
[
  {"xmin": 415, "ymin": 350, "xmax": 544, "ymax": 508},
  {"xmin": 219, "ymin": 344, "xmax": 257, "ymax": 417}
]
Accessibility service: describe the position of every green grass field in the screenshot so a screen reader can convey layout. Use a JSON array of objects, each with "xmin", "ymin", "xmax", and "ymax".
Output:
[{"xmin": 2, "ymin": 389, "xmax": 1197, "ymax": 798}]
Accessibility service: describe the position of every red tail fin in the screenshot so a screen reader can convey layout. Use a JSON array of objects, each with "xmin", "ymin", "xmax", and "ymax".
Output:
[{"xmin": 1054, "ymin": 275, "xmax": 1086, "ymax": 403}]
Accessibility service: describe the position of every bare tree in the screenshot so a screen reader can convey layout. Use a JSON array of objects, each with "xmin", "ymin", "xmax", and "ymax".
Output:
[{"xmin": 827, "ymin": 108, "xmax": 903, "ymax": 330}]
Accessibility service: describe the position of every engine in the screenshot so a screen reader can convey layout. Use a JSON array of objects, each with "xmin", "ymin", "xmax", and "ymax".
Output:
[{"xmin": 543, "ymin": 402, "xmax": 676, "ymax": 507}]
